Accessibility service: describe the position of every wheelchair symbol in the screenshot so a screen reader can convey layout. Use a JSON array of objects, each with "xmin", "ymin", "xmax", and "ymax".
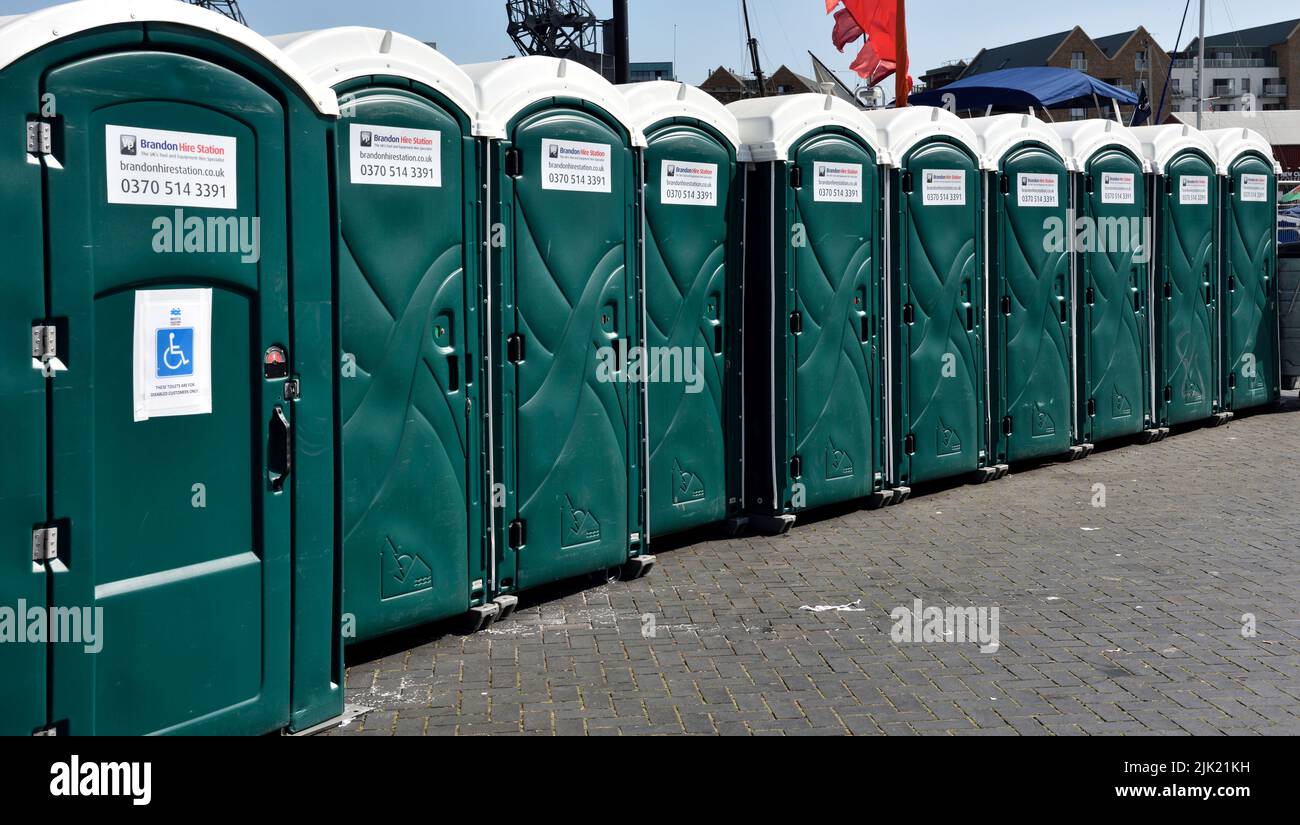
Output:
[{"xmin": 156, "ymin": 327, "xmax": 195, "ymax": 378}]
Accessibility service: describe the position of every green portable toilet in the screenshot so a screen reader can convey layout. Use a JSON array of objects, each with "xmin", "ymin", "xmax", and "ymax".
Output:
[
  {"xmin": 0, "ymin": 0, "xmax": 340, "ymax": 735},
  {"xmin": 968, "ymin": 114, "xmax": 1085, "ymax": 465},
  {"xmin": 1131, "ymin": 125, "xmax": 1226, "ymax": 429},
  {"xmin": 1205, "ymin": 127, "xmax": 1282, "ymax": 411},
  {"xmin": 866, "ymin": 106, "xmax": 995, "ymax": 489},
  {"xmin": 1051, "ymin": 120, "xmax": 1155, "ymax": 446},
  {"xmin": 730, "ymin": 93, "xmax": 890, "ymax": 533},
  {"xmin": 619, "ymin": 81, "xmax": 743, "ymax": 539},
  {"xmin": 276, "ymin": 28, "xmax": 504, "ymax": 639},
  {"xmin": 465, "ymin": 56, "xmax": 654, "ymax": 593}
]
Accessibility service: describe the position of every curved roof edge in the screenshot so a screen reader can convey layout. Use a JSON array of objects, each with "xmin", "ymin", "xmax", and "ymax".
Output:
[
  {"xmin": 1129, "ymin": 123, "xmax": 1222, "ymax": 175},
  {"xmin": 861, "ymin": 106, "xmax": 979, "ymax": 169},
  {"xmin": 272, "ymin": 27, "xmax": 475, "ymax": 119},
  {"xmin": 462, "ymin": 56, "xmax": 645, "ymax": 146},
  {"xmin": 727, "ymin": 93, "xmax": 883, "ymax": 163},
  {"xmin": 617, "ymin": 81, "xmax": 740, "ymax": 150},
  {"xmin": 1048, "ymin": 119, "xmax": 1148, "ymax": 173},
  {"xmin": 965, "ymin": 114, "xmax": 1066, "ymax": 170},
  {"xmin": 0, "ymin": 0, "xmax": 338, "ymax": 115},
  {"xmin": 1200, "ymin": 126, "xmax": 1283, "ymax": 175}
]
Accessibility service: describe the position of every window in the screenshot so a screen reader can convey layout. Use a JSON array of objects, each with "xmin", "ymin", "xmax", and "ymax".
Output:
[
  {"xmin": 1070, "ymin": 107, "xmax": 1086, "ymax": 120},
  {"xmin": 1241, "ymin": 78, "xmax": 1250, "ymax": 93},
  {"xmin": 1135, "ymin": 50, "xmax": 1149, "ymax": 70},
  {"xmin": 1071, "ymin": 51, "xmax": 1087, "ymax": 71}
]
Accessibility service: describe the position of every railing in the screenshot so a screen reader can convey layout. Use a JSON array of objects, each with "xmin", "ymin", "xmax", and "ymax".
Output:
[
  {"xmin": 1262, "ymin": 83, "xmax": 1288, "ymax": 97},
  {"xmin": 1070, "ymin": 59, "xmax": 1088, "ymax": 71},
  {"xmin": 1170, "ymin": 58, "xmax": 1266, "ymax": 69}
]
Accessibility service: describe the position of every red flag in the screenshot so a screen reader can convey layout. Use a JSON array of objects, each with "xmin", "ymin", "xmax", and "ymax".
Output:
[{"xmin": 826, "ymin": 0, "xmax": 911, "ymax": 100}]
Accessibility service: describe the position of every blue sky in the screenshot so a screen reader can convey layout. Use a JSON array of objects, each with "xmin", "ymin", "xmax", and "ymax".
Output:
[{"xmin": 1, "ymin": 0, "xmax": 1292, "ymax": 87}]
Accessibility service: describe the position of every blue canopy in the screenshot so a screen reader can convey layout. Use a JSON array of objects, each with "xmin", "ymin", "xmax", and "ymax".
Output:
[{"xmin": 910, "ymin": 66, "xmax": 1139, "ymax": 111}]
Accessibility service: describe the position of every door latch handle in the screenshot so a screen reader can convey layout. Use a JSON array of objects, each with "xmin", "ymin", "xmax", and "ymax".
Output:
[{"xmin": 268, "ymin": 405, "xmax": 292, "ymax": 493}]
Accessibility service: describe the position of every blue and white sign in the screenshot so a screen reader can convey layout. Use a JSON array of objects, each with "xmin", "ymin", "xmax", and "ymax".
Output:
[
  {"xmin": 156, "ymin": 327, "xmax": 195, "ymax": 377},
  {"xmin": 133, "ymin": 289, "xmax": 212, "ymax": 422}
]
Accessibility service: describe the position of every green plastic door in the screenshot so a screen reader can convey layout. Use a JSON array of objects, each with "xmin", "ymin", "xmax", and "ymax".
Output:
[
  {"xmin": 501, "ymin": 106, "xmax": 637, "ymax": 591},
  {"xmin": 1222, "ymin": 155, "xmax": 1279, "ymax": 410},
  {"xmin": 898, "ymin": 142, "xmax": 983, "ymax": 485},
  {"xmin": 44, "ymin": 51, "xmax": 291, "ymax": 735},
  {"xmin": 789, "ymin": 134, "xmax": 879, "ymax": 507},
  {"xmin": 0, "ymin": 69, "xmax": 49, "ymax": 735},
  {"xmin": 643, "ymin": 123, "xmax": 734, "ymax": 535},
  {"xmin": 1079, "ymin": 151, "xmax": 1149, "ymax": 443},
  {"xmin": 993, "ymin": 147, "xmax": 1072, "ymax": 462},
  {"xmin": 1157, "ymin": 151, "xmax": 1217, "ymax": 425},
  {"xmin": 335, "ymin": 83, "xmax": 481, "ymax": 642}
]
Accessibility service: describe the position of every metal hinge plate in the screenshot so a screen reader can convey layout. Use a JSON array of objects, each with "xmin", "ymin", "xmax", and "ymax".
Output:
[
  {"xmin": 32, "ymin": 526, "xmax": 57, "ymax": 563},
  {"xmin": 26, "ymin": 120, "xmax": 52, "ymax": 155},
  {"xmin": 31, "ymin": 324, "xmax": 56, "ymax": 363}
]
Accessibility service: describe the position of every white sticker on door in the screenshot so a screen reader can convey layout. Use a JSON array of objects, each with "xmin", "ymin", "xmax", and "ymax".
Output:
[
  {"xmin": 541, "ymin": 138, "xmax": 612, "ymax": 193},
  {"xmin": 133, "ymin": 289, "xmax": 213, "ymax": 423},
  {"xmin": 661, "ymin": 160, "xmax": 718, "ymax": 206},
  {"xmin": 1240, "ymin": 173, "xmax": 1269, "ymax": 203},
  {"xmin": 812, "ymin": 162, "xmax": 864, "ymax": 203},
  {"xmin": 1016, "ymin": 172, "xmax": 1059, "ymax": 208},
  {"xmin": 1100, "ymin": 172, "xmax": 1135, "ymax": 204},
  {"xmin": 922, "ymin": 169, "xmax": 966, "ymax": 206},
  {"xmin": 106, "ymin": 125, "xmax": 236, "ymax": 209},
  {"xmin": 350, "ymin": 124, "xmax": 442, "ymax": 187},
  {"xmin": 1179, "ymin": 174, "xmax": 1209, "ymax": 205}
]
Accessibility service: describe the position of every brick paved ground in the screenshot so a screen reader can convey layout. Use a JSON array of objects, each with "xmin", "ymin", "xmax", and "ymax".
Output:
[{"xmin": 332, "ymin": 392, "xmax": 1300, "ymax": 736}]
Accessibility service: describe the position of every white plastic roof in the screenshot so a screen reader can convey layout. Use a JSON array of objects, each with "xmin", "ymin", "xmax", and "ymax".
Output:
[
  {"xmin": 272, "ymin": 27, "xmax": 475, "ymax": 119},
  {"xmin": 1048, "ymin": 119, "xmax": 1148, "ymax": 173},
  {"xmin": 965, "ymin": 114, "xmax": 1066, "ymax": 170},
  {"xmin": 0, "ymin": 0, "xmax": 338, "ymax": 115},
  {"xmin": 861, "ymin": 106, "xmax": 979, "ymax": 169},
  {"xmin": 1200, "ymin": 127, "xmax": 1283, "ymax": 175},
  {"xmin": 461, "ymin": 56, "xmax": 645, "ymax": 145},
  {"xmin": 617, "ymin": 81, "xmax": 740, "ymax": 150},
  {"xmin": 728, "ymin": 93, "xmax": 882, "ymax": 163},
  {"xmin": 1129, "ymin": 123, "xmax": 1221, "ymax": 175}
]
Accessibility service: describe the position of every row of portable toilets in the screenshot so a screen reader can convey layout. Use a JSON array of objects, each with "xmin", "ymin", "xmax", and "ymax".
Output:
[{"xmin": 0, "ymin": 1, "xmax": 1283, "ymax": 736}]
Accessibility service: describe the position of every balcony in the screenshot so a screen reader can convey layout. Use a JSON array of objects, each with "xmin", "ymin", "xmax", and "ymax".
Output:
[
  {"xmin": 1262, "ymin": 82, "xmax": 1288, "ymax": 97},
  {"xmin": 1170, "ymin": 58, "xmax": 1266, "ymax": 69}
]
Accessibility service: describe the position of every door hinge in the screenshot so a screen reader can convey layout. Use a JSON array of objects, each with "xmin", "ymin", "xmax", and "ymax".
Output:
[
  {"xmin": 506, "ymin": 333, "xmax": 525, "ymax": 364},
  {"xmin": 789, "ymin": 311, "xmax": 802, "ymax": 334},
  {"xmin": 31, "ymin": 323, "xmax": 57, "ymax": 367},
  {"xmin": 1164, "ymin": 385, "xmax": 1173, "ymax": 403},
  {"xmin": 1085, "ymin": 287, "xmax": 1095, "ymax": 305},
  {"xmin": 1002, "ymin": 416, "xmax": 1013, "ymax": 436},
  {"xmin": 1087, "ymin": 398, "xmax": 1097, "ymax": 417},
  {"xmin": 32, "ymin": 525, "xmax": 58, "ymax": 563},
  {"xmin": 283, "ymin": 377, "xmax": 302, "ymax": 402},
  {"xmin": 904, "ymin": 433, "xmax": 917, "ymax": 455},
  {"xmin": 1000, "ymin": 295, "xmax": 1012, "ymax": 315},
  {"xmin": 508, "ymin": 519, "xmax": 526, "ymax": 549},
  {"xmin": 1228, "ymin": 372, "xmax": 1237, "ymax": 389},
  {"xmin": 1084, "ymin": 174, "xmax": 1094, "ymax": 193},
  {"xmin": 902, "ymin": 303, "xmax": 915, "ymax": 325},
  {"xmin": 901, "ymin": 171, "xmax": 914, "ymax": 193},
  {"xmin": 790, "ymin": 165, "xmax": 803, "ymax": 189},
  {"xmin": 999, "ymin": 175, "xmax": 1010, "ymax": 195},
  {"xmin": 26, "ymin": 119, "xmax": 52, "ymax": 156},
  {"xmin": 790, "ymin": 455, "xmax": 802, "ymax": 478}
]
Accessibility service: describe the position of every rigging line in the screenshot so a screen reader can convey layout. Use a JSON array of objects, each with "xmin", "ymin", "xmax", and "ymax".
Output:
[{"xmin": 1155, "ymin": 0, "xmax": 1192, "ymax": 124}]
